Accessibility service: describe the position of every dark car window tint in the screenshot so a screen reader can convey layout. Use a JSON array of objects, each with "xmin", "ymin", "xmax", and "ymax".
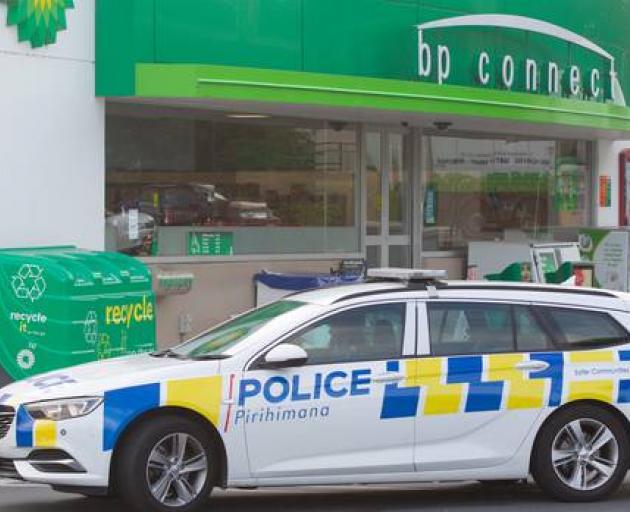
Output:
[
  {"xmin": 514, "ymin": 306, "xmax": 552, "ymax": 352},
  {"xmin": 540, "ymin": 307, "xmax": 628, "ymax": 349},
  {"xmin": 286, "ymin": 303, "xmax": 406, "ymax": 365},
  {"xmin": 428, "ymin": 303, "xmax": 514, "ymax": 356}
]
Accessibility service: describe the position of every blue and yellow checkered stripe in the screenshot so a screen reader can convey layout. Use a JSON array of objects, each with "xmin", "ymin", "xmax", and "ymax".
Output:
[
  {"xmin": 14, "ymin": 376, "xmax": 223, "ymax": 451},
  {"xmin": 381, "ymin": 349, "xmax": 630, "ymax": 419},
  {"xmin": 101, "ymin": 376, "xmax": 223, "ymax": 451},
  {"xmin": 16, "ymin": 406, "xmax": 57, "ymax": 448}
]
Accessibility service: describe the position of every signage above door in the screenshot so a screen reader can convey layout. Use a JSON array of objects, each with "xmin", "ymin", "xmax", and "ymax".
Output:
[{"xmin": 417, "ymin": 14, "xmax": 626, "ymax": 107}]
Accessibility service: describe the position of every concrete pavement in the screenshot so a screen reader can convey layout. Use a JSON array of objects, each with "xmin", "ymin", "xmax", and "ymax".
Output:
[{"xmin": 4, "ymin": 480, "xmax": 630, "ymax": 511}]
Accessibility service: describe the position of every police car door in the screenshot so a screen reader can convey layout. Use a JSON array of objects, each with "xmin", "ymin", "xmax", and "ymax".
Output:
[
  {"xmin": 239, "ymin": 301, "xmax": 416, "ymax": 480},
  {"xmin": 414, "ymin": 301, "xmax": 550, "ymax": 471}
]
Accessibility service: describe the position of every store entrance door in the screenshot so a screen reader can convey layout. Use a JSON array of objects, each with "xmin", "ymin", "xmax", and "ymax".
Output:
[{"xmin": 365, "ymin": 129, "xmax": 412, "ymax": 268}]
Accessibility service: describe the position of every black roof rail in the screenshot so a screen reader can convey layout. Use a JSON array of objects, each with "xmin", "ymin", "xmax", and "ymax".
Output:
[
  {"xmin": 444, "ymin": 284, "xmax": 619, "ymax": 298},
  {"xmin": 332, "ymin": 281, "xmax": 620, "ymax": 304}
]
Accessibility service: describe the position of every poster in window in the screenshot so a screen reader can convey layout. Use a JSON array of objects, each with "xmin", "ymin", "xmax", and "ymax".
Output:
[
  {"xmin": 424, "ymin": 185, "xmax": 437, "ymax": 226},
  {"xmin": 188, "ymin": 232, "xmax": 234, "ymax": 256}
]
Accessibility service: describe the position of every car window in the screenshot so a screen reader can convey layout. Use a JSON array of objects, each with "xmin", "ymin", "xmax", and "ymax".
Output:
[
  {"xmin": 285, "ymin": 303, "xmax": 406, "ymax": 365},
  {"xmin": 538, "ymin": 307, "xmax": 628, "ymax": 349},
  {"xmin": 172, "ymin": 300, "xmax": 307, "ymax": 358},
  {"xmin": 428, "ymin": 303, "xmax": 514, "ymax": 356},
  {"xmin": 163, "ymin": 188, "xmax": 197, "ymax": 206},
  {"xmin": 514, "ymin": 306, "xmax": 552, "ymax": 352}
]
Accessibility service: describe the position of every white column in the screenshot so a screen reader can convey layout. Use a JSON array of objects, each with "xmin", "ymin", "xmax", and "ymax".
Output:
[{"xmin": 0, "ymin": 0, "xmax": 105, "ymax": 250}]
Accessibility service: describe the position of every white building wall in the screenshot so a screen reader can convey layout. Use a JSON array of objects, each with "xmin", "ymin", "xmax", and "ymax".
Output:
[
  {"xmin": 596, "ymin": 140, "xmax": 630, "ymax": 227},
  {"xmin": 0, "ymin": 0, "xmax": 104, "ymax": 251}
]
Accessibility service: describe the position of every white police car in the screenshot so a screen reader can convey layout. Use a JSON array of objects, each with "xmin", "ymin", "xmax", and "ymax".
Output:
[{"xmin": 2, "ymin": 268, "xmax": 630, "ymax": 511}]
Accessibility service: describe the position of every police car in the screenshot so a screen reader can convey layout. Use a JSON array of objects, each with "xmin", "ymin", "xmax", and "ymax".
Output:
[{"xmin": 2, "ymin": 268, "xmax": 630, "ymax": 511}]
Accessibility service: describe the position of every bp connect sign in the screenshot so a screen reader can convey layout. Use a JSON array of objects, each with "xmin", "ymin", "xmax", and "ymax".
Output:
[{"xmin": 417, "ymin": 14, "xmax": 626, "ymax": 106}]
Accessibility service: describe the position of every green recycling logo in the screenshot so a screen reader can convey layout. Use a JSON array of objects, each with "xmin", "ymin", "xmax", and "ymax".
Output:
[
  {"xmin": 6, "ymin": 0, "xmax": 74, "ymax": 48},
  {"xmin": 11, "ymin": 264, "xmax": 46, "ymax": 302}
]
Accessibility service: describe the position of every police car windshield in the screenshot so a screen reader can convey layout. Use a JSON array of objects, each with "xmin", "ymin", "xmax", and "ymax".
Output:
[{"xmin": 170, "ymin": 300, "xmax": 307, "ymax": 359}]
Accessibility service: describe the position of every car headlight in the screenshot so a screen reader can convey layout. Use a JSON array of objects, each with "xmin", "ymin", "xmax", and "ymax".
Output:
[{"xmin": 25, "ymin": 397, "xmax": 103, "ymax": 421}]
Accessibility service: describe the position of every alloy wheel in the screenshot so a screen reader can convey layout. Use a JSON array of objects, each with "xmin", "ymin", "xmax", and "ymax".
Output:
[
  {"xmin": 551, "ymin": 418, "xmax": 619, "ymax": 491},
  {"xmin": 146, "ymin": 432, "xmax": 209, "ymax": 507}
]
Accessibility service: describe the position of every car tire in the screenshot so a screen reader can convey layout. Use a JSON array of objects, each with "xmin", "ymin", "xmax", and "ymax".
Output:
[
  {"xmin": 117, "ymin": 415, "xmax": 217, "ymax": 512},
  {"xmin": 531, "ymin": 404, "xmax": 629, "ymax": 502}
]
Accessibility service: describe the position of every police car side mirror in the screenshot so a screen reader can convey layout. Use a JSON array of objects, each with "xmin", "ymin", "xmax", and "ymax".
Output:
[{"xmin": 260, "ymin": 344, "xmax": 308, "ymax": 369}]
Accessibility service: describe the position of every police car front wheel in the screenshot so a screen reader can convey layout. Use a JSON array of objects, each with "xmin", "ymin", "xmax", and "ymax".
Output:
[
  {"xmin": 117, "ymin": 415, "xmax": 217, "ymax": 512},
  {"xmin": 532, "ymin": 405, "xmax": 629, "ymax": 502}
]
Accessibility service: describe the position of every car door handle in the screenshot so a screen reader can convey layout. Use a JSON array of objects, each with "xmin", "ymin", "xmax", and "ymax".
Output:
[
  {"xmin": 515, "ymin": 361, "xmax": 550, "ymax": 372},
  {"xmin": 373, "ymin": 373, "xmax": 405, "ymax": 383}
]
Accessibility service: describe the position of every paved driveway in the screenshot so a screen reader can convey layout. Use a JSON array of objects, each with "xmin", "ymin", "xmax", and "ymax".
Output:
[{"xmin": 4, "ymin": 480, "xmax": 630, "ymax": 512}]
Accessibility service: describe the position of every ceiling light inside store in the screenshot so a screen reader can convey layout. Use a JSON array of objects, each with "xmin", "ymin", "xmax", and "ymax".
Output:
[{"xmin": 227, "ymin": 113, "xmax": 271, "ymax": 119}]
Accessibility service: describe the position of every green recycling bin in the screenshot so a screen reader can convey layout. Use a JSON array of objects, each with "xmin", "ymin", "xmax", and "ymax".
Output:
[{"xmin": 0, "ymin": 246, "xmax": 157, "ymax": 385}]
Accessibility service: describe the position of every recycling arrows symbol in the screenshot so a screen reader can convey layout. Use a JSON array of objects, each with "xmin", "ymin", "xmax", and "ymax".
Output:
[{"xmin": 11, "ymin": 264, "xmax": 47, "ymax": 302}]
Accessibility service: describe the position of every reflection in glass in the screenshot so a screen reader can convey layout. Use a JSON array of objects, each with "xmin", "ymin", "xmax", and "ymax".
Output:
[
  {"xmin": 366, "ymin": 132, "xmax": 382, "ymax": 236},
  {"xmin": 421, "ymin": 136, "xmax": 593, "ymax": 252},
  {"xmin": 389, "ymin": 133, "xmax": 409, "ymax": 235},
  {"xmin": 389, "ymin": 245, "xmax": 410, "ymax": 268},
  {"xmin": 366, "ymin": 245, "xmax": 381, "ymax": 268},
  {"xmin": 105, "ymin": 104, "xmax": 359, "ymax": 256}
]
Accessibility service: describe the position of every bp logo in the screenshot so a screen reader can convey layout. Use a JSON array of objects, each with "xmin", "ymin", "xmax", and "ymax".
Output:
[
  {"xmin": 5, "ymin": 0, "xmax": 74, "ymax": 48},
  {"xmin": 11, "ymin": 264, "xmax": 46, "ymax": 302}
]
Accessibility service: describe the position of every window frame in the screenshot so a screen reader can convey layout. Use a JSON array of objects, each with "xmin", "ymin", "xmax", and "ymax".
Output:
[
  {"xmin": 423, "ymin": 300, "xmax": 630, "ymax": 358},
  {"xmin": 247, "ymin": 300, "xmax": 416, "ymax": 370}
]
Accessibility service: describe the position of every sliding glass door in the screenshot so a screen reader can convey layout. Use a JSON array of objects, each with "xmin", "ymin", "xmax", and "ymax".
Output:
[{"xmin": 365, "ymin": 129, "xmax": 412, "ymax": 268}]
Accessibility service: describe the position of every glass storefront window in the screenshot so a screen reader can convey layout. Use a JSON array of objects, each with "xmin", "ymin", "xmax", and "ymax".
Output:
[
  {"xmin": 388, "ymin": 245, "xmax": 411, "ymax": 268},
  {"xmin": 365, "ymin": 130, "xmax": 412, "ymax": 268},
  {"xmin": 105, "ymin": 104, "xmax": 359, "ymax": 257},
  {"xmin": 366, "ymin": 132, "xmax": 382, "ymax": 236},
  {"xmin": 388, "ymin": 133, "xmax": 410, "ymax": 236},
  {"xmin": 421, "ymin": 136, "xmax": 593, "ymax": 252}
]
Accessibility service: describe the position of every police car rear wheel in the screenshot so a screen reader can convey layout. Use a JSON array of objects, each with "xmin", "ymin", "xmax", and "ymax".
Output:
[
  {"xmin": 532, "ymin": 405, "xmax": 629, "ymax": 502},
  {"xmin": 117, "ymin": 416, "xmax": 216, "ymax": 512}
]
